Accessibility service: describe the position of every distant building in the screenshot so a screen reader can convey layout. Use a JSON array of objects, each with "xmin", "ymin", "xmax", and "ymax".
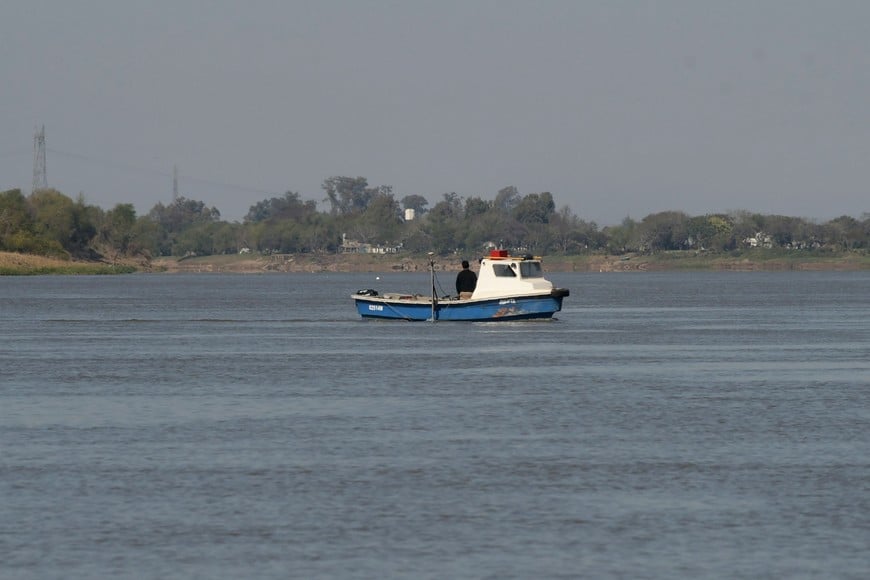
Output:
[
  {"xmin": 744, "ymin": 232, "xmax": 773, "ymax": 248},
  {"xmin": 340, "ymin": 233, "xmax": 401, "ymax": 254}
]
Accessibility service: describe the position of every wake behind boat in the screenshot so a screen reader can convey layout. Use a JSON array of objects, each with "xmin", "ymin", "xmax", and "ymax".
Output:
[{"xmin": 352, "ymin": 250, "xmax": 569, "ymax": 321}]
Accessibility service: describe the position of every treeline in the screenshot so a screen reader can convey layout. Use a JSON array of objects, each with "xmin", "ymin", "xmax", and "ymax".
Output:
[{"xmin": 1, "ymin": 178, "xmax": 868, "ymax": 261}]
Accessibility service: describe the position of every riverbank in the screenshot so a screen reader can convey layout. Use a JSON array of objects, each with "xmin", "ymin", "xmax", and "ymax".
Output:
[
  {"xmin": 151, "ymin": 250, "xmax": 870, "ymax": 274},
  {"xmin": 0, "ymin": 252, "xmax": 137, "ymax": 275},
  {"xmin": 3, "ymin": 249, "xmax": 868, "ymax": 275}
]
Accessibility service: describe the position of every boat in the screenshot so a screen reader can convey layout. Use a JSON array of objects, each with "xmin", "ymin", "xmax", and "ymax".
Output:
[{"xmin": 351, "ymin": 249, "xmax": 569, "ymax": 321}]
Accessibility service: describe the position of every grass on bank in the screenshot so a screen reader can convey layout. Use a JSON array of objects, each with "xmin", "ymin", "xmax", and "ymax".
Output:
[
  {"xmin": 0, "ymin": 251, "xmax": 136, "ymax": 275},
  {"xmin": 4, "ymin": 248, "xmax": 869, "ymax": 275},
  {"xmin": 646, "ymin": 248, "xmax": 870, "ymax": 270}
]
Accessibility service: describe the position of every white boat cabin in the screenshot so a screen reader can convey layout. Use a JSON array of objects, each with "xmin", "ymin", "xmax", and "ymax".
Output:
[{"xmin": 469, "ymin": 250, "xmax": 556, "ymax": 300}]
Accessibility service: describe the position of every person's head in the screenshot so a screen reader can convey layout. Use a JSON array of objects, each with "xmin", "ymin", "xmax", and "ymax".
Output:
[{"xmin": 461, "ymin": 260, "xmax": 470, "ymax": 269}]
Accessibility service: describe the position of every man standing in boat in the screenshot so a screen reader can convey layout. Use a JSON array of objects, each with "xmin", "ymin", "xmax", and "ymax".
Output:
[{"xmin": 455, "ymin": 260, "xmax": 477, "ymax": 299}]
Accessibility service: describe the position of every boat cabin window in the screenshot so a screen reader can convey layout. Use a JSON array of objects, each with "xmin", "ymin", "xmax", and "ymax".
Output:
[
  {"xmin": 492, "ymin": 263, "xmax": 516, "ymax": 277},
  {"xmin": 519, "ymin": 261, "xmax": 543, "ymax": 278}
]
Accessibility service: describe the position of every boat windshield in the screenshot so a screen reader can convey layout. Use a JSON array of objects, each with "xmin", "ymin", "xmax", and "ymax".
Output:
[
  {"xmin": 493, "ymin": 263, "xmax": 516, "ymax": 277},
  {"xmin": 519, "ymin": 261, "xmax": 543, "ymax": 278}
]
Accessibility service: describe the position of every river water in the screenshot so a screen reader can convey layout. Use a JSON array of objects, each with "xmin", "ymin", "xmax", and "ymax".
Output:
[{"xmin": 1, "ymin": 271, "xmax": 869, "ymax": 579}]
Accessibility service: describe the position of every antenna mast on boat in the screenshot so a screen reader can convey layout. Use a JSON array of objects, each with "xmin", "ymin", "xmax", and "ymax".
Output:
[{"xmin": 428, "ymin": 252, "xmax": 437, "ymax": 322}]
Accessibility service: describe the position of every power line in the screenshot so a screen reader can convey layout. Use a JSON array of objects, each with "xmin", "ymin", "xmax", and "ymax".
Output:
[
  {"xmin": 46, "ymin": 147, "xmax": 170, "ymax": 178},
  {"xmin": 45, "ymin": 146, "xmax": 280, "ymax": 197},
  {"xmin": 0, "ymin": 149, "xmax": 29, "ymax": 159},
  {"xmin": 178, "ymin": 174, "xmax": 278, "ymax": 196}
]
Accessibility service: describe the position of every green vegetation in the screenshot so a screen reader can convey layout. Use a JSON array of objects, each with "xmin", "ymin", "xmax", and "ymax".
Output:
[
  {"xmin": 0, "ymin": 252, "xmax": 136, "ymax": 275},
  {"xmin": 1, "ymin": 179, "xmax": 868, "ymax": 274},
  {"xmin": 0, "ymin": 263, "xmax": 137, "ymax": 275}
]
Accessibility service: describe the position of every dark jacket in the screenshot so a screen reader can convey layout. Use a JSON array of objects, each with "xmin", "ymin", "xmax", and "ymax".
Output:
[{"xmin": 455, "ymin": 268, "xmax": 477, "ymax": 294}]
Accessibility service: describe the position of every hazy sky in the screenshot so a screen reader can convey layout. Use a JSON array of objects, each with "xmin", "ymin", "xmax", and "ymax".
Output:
[{"xmin": 2, "ymin": 1, "xmax": 868, "ymax": 225}]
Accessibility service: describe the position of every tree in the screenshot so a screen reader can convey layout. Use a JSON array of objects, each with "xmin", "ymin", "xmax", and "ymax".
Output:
[
  {"xmin": 26, "ymin": 189, "xmax": 99, "ymax": 257},
  {"xmin": 149, "ymin": 197, "xmax": 220, "ymax": 233},
  {"xmin": 493, "ymin": 186, "xmax": 520, "ymax": 214},
  {"xmin": 513, "ymin": 192, "xmax": 555, "ymax": 225},
  {"xmin": 102, "ymin": 203, "xmax": 137, "ymax": 256},
  {"xmin": 401, "ymin": 194, "xmax": 429, "ymax": 215},
  {"xmin": 208, "ymin": 221, "xmax": 244, "ymax": 255},
  {"xmin": 765, "ymin": 215, "xmax": 807, "ymax": 247},
  {"xmin": 426, "ymin": 192, "xmax": 464, "ymax": 252},
  {"xmin": 0, "ymin": 189, "xmax": 34, "ymax": 251},
  {"xmin": 707, "ymin": 214, "xmax": 735, "ymax": 250},
  {"xmin": 512, "ymin": 192, "xmax": 556, "ymax": 251},
  {"xmin": 130, "ymin": 216, "xmax": 162, "ymax": 256},
  {"xmin": 823, "ymin": 215, "xmax": 866, "ymax": 249},
  {"xmin": 353, "ymin": 191, "xmax": 402, "ymax": 243},
  {"xmin": 730, "ymin": 211, "xmax": 766, "ymax": 244},
  {"xmin": 459, "ymin": 196, "xmax": 497, "ymax": 251},
  {"xmin": 638, "ymin": 211, "xmax": 691, "ymax": 252},
  {"xmin": 322, "ymin": 176, "xmax": 370, "ymax": 215},
  {"xmin": 685, "ymin": 214, "xmax": 733, "ymax": 250},
  {"xmin": 464, "ymin": 196, "xmax": 491, "ymax": 218},
  {"xmin": 144, "ymin": 197, "xmax": 220, "ymax": 256},
  {"xmin": 301, "ymin": 213, "xmax": 338, "ymax": 253},
  {"xmin": 550, "ymin": 206, "xmax": 600, "ymax": 254},
  {"xmin": 245, "ymin": 191, "xmax": 317, "ymax": 223},
  {"xmin": 28, "ymin": 189, "xmax": 75, "ymax": 250},
  {"xmin": 173, "ymin": 222, "xmax": 217, "ymax": 255},
  {"xmin": 604, "ymin": 217, "xmax": 640, "ymax": 254}
]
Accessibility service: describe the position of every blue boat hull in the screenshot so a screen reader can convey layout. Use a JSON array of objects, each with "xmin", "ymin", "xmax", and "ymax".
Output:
[{"xmin": 353, "ymin": 292, "xmax": 566, "ymax": 321}]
